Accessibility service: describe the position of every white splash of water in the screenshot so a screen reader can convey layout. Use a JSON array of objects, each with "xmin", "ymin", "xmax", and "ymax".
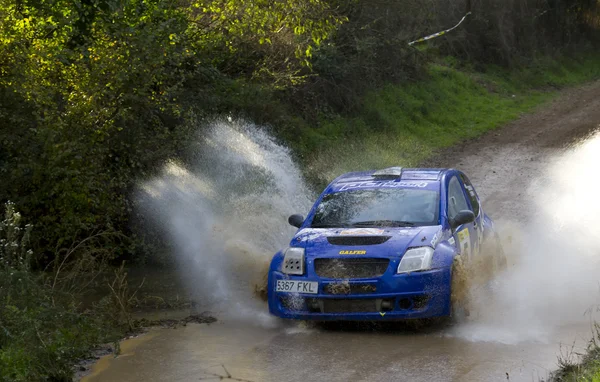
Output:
[
  {"xmin": 138, "ymin": 120, "xmax": 313, "ymax": 326},
  {"xmin": 452, "ymin": 131, "xmax": 600, "ymax": 344}
]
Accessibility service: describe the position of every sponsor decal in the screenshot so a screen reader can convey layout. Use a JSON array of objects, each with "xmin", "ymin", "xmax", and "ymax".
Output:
[
  {"xmin": 295, "ymin": 228, "xmax": 338, "ymax": 242},
  {"xmin": 457, "ymin": 228, "xmax": 471, "ymax": 258},
  {"xmin": 340, "ymin": 228, "xmax": 384, "ymax": 236},
  {"xmin": 448, "ymin": 237, "xmax": 456, "ymax": 246},
  {"xmin": 397, "ymin": 229, "xmax": 414, "ymax": 236},
  {"xmin": 430, "ymin": 230, "xmax": 442, "ymax": 248},
  {"xmin": 338, "ymin": 181, "xmax": 429, "ymax": 192},
  {"xmin": 339, "ymin": 250, "xmax": 367, "ymax": 255}
]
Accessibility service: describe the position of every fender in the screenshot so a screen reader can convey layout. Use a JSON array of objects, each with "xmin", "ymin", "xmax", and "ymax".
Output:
[
  {"xmin": 267, "ymin": 250, "xmax": 285, "ymax": 313},
  {"xmin": 269, "ymin": 250, "xmax": 285, "ymax": 273},
  {"xmin": 430, "ymin": 241, "xmax": 458, "ymax": 269}
]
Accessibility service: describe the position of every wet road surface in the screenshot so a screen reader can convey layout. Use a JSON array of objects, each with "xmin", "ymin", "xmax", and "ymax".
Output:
[
  {"xmin": 83, "ymin": 81, "xmax": 600, "ymax": 382},
  {"xmin": 84, "ymin": 321, "xmax": 594, "ymax": 382}
]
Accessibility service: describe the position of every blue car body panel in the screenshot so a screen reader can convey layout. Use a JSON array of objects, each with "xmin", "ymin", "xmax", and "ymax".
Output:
[{"xmin": 267, "ymin": 168, "xmax": 495, "ymax": 321}]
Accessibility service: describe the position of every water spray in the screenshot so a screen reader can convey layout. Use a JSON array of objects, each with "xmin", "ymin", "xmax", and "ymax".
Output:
[{"xmin": 138, "ymin": 120, "xmax": 313, "ymax": 325}]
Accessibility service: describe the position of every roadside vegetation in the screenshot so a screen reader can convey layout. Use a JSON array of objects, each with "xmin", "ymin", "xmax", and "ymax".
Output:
[
  {"xmin": 551, "ymin": 325, "xmax": 600, "ymax": 381},
  {"xmin": 0, "ymin": 203, "xmax": 144, "ymax": 381},
  {"xmin": 1, "ymin": 0, "xmax": 600, "ymax": 380},
  {"xmin": 301, "ymin": 54, "xmax": 600, "ymax": 185}
]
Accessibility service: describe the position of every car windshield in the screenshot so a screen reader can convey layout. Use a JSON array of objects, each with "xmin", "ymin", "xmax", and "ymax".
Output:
[{"xmin": 310, "ymin": 188, "xmax": 439, "ymax": 228}]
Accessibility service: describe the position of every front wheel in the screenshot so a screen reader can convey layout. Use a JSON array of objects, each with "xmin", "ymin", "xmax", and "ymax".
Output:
[{"xmin": 449, "ymin": 234, "xmax": 507, "ymax": 323}]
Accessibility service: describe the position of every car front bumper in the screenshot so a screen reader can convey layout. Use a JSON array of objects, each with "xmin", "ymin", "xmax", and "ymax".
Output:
[{"xmin": 268, "ymin": 267, "xmax": 452, "ymax": 321}]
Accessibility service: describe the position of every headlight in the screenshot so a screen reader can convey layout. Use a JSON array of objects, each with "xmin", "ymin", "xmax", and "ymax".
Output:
[
  {"xmin": 282, "ymin": 247, "xmax": 305, "ymax": 275},
  {"xmin": 397, "ymin": 247, "xmax": 434, "ymax": 274}
]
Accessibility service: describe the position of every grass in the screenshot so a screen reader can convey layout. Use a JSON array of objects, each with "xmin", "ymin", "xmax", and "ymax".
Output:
[
  {"xmin": 551, "ymin": 328, "xmax": 600, "ymax": 381},
  {"xmin": 296, "ymin": 53, "xmax": 600, "ymax": 187},
  {"xmin": 0, "ymin": 203, "xmax": 134, "ymax": 382},
  {"xmin": 0, "ymin": 267, "xmax": 129, "ymax": 382}
]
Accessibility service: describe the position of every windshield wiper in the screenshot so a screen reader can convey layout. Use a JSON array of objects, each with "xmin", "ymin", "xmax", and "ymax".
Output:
[{"xmin": 351, "ymin": 220, "xmax": 415, "ymax": 227}]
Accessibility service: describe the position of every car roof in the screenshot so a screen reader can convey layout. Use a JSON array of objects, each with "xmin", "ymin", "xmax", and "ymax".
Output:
[
  {"xmin": 326, "ymin": 168, "xmax": 451, "ymax": 193},
  {"xmin": 334, "ymin": 168, "xmax": 447, "ymax": 182}
]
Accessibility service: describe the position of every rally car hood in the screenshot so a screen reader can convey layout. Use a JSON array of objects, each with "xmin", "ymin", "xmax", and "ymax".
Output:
[{"xmin": 290, "ymin": 226, "xmax": 443, "ymax": 258}]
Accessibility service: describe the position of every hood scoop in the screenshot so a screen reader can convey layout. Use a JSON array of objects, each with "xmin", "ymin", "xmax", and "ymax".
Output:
[{"xmin": 327, "ymin": 236, "xmax": 391, "ymax": 246}]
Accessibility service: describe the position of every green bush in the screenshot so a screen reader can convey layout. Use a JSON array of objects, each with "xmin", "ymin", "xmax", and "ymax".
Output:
[
  {"xmin": 0, "ymin": 0, "xmax": 343, "ymax": 263},
  {"xmin": 0, "ymin": 203, "xmax": 122, "ymax": 381}
]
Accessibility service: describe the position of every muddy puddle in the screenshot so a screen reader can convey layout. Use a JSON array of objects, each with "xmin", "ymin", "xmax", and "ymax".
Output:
[
  {"xmin": 81, "ymin": 319, "xmax": 595, "ymax": 382},
  {"xmin": 81, "ymin": 331, "xmax": 161, "ymax": 382}
]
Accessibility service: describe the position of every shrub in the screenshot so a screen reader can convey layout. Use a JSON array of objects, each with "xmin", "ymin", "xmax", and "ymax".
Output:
[{"xmin": 0, "ymin": 203, "xmax": 120, "ymax": 381}]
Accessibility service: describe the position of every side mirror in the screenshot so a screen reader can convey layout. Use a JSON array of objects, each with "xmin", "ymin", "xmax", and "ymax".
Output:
[
  {"xmin": 288, "ymin": 214, "xmax": 304, "ymax": 228},
  {"xmin": 450, "ymin": 210, "xmax": 475, "ymax": 229}
]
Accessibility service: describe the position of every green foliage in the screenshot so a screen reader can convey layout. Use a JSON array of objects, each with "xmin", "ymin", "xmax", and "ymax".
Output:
[
  {"xmin": 0, "ymin": 290, "xmax": 109, "ymax": 382},
  {"xmin": 0, "ymin": 0, "xmax": 343, "ymax": 263},
  {"xmin": 186, "ymin": 0, "xmax": 344, "ymax": 85},
  {"xmin": 0, "ymin": 203, "xmax": 124, "ymax": 381},
  {"xmin": 1, "ymin": 0, "xmax": 193, "ymax": 262}
]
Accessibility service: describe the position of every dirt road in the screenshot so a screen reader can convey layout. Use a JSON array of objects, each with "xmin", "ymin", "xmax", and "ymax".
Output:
[
  {"xmin": 83, "ymin": 81, "xmax": 600, "ymax": 382},
  {"xmin": 424, "ymin": 80, "xmax": 600, "ymax": 222}
]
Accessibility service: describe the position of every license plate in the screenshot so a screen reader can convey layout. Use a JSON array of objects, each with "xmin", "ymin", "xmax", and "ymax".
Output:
[{"xmin": 275, "ymin": 280, "xmax": 318, "ymax": 294}]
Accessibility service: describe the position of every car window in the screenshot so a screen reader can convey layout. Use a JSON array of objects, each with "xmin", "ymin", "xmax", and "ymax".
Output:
[
  {"xmin": 310, "ymin": 188, "xmax": 440, "ymax": 228},
  {"xmin": 447, "ymin": 176, "xmax": 469, "ymax": 219},
  {"xmin": 460, "ymin": 174, "xmax": 480, "ymax": 217}
]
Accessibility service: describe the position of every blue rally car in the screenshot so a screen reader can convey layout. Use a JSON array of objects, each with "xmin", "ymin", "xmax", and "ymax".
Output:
[{"xmin": 267, "ymin": 167, "xmax": 503, "ymax": 321}]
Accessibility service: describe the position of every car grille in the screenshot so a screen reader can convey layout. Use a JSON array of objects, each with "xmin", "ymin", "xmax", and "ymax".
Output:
[
  {"xmin": 314, "ymin": 258, "xmax": 390, "ymax": 279},
  {"xmin": 323, "ymin": 282, "xmax": 377, "ymax": 295},
  {"xmin": 322, "ymin": 299, "xmax": 378, "ymax": 313}
]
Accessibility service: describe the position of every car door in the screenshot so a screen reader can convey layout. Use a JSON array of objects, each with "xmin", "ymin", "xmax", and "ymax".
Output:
[
  {"xmin": 447, "ymin": 175, "xmax": 479, "ymax": 261},
  {"xmin": 459, "ymin": 173, "xmax": 483, "ymax": 257}
]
